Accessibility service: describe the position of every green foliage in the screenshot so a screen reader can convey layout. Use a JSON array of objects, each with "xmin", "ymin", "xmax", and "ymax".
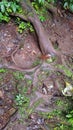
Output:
[
  {"xmin": 66, "ymin": 110, "xmax": 73, "ymax": 126},
  {"xmin": 13, "ymin": 71, "xmax": 24, "ymax": 80},
  {"xmin": 47, "ymin": 0, "xmax": 73, "ymax": 12},
  {"xmin": 15, "ymin": 93, "xmax": 30, "ymax": 107},
  {"xmin": 57, "ymin": 65, "xmax": 73, "ymax": 79},
  {"xmin": 15, "ymin": 92, "xmax": 30, "ymax": 119},
  {"xmin": 16, "ymin": 18, "xmax": 34, "ymax": 33},
  {"xmin": 26, "ymin": 79, "xmax": 32, "ymax": 85},
  {"xmin": 56, "ymin": 99, "xmax": 64, "ymax": 106},
  {"xmin": 46, "ymin": 56, "xmax": 56, "ymax": 63},
  {"xmin": 39, "ymin": 97, "xmax": 73, "ymax": 130},
  {"xmin": 32, "ymin": 1, "xmax": 46, "ymax": 22},
  {"xmin": 0, "ymin": 68, "xmax": 7, "ymax": 73},
  {"xmin": 0, "ymin": 0, "xmax": 73, "ymax": 24},
  {"xmin": 0, "ymin": 0, "xmax": 22, "ymax": 22},
  {"xmin": 63, "ymin": 0, "xmax": 73, "ymax": 12},
  {"xmin": 18, "ymin": 21, "xmax": 34, "ymax": 33},
  {"xmin": 39, "ymin": 15, "xmax": 46, "ymax": 22},
  {"xmin": 36, "ymin": 0, "xmax": 73, "ymax": 12},
  {"xmin": 47, "ymin": 0, "xmax": 55, "ymax": 3},
  {"xmin": 35, "ymin": 0, "xmax": 45, "ymax": 5},
  {"xmin": 15, "ymin": 82, "xmax": 30, "ymax": 118},
  {"xmin": 51, "ymin": 97, "xmax": 73, "ymax": 129},
  {"xmin": 35, "ymin": 0, "xmax": 54, "ymax": 4}
]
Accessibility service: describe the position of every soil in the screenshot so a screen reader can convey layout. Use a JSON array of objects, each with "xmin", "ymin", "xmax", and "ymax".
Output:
[{"xmin": 0, "ymin": 11, "xmax": 73, "ymax": 130}]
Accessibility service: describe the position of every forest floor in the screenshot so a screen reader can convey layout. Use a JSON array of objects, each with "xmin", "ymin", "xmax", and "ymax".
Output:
[{"xmin": 0, "ymin": 11, "xmax": 73, "ymax": 130}]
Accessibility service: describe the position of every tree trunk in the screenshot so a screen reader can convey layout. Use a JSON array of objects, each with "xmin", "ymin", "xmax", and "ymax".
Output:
[{"xmin": 19, "ymin": 0, "xmax": 57, "ymax": 56}]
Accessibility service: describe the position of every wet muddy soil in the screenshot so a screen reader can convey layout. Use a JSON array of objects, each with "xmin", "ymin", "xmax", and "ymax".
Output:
[{"xmin": 0, "ymin": 12, "xmax": 73, "ymax": 130}]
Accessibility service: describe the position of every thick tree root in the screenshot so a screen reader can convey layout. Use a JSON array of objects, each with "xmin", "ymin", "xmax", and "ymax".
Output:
[
  {"xmin": 19, "ymin": 0, "xmax": 58, "ymax": 56},
  {"xmin": 3, "ymin": 63, "xmax": 41, "ymax": 73}
]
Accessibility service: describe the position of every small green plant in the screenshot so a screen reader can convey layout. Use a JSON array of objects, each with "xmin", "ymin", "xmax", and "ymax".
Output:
[
  {"xmin": 46, "ymin": 55, "xmax": 56, "ymax": 64},
  {"xmin": 17, "ymin": 21, "xmax": 34, "ymax": 33},
  {"xmin": 18, "ymin": 21, "xmax": 27, "ymax": 33},
  {"xmin": 15, "ymin": 93, "xmax": 30, "ymax": 119},
  {"xmin": 15, "ymin": 93, "xmax": 30, "ymax": 107},
  {"xmin": 66, "ymin": 110, "xmax": 73, "ymax": 127},
  {"xmin": 56, "ymin": 99, "xmax": 64, "ymax": 107},
  {"xmin": 39, "ymin": 15, "xmax": 46, "ymax": 22},
  {"xmin": 13, "ymin": 71, "xmax": 24, "ymax": 80},
  {"xmin": 27, "ymin": 79, "xmax": 32, "ymax": 85},
  {"xmin": 15, "ymin": 93, "xmax": 24, "ymax": 106},
  {"xmin": 0, "ymin": 68, "xmax": 7, "ymax": 73},
  {"xmin": 27, "ymin": 22, "xmax": 34, "ymax": 32}
]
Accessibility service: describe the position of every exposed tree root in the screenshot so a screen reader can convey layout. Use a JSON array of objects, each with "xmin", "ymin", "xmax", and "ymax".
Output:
[
  {"xmin": 3, "ymin": 63, "xmax": 41, "ymax": 73},
  {"xmin": 45, "ymin": 2, "xmax": 64, "ymax": 17},
  {"xmin": 18, "ymin": 0, "xmax": 58, "ymax": 56}
]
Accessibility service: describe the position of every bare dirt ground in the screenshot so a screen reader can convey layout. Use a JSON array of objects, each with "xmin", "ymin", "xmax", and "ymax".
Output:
[{"xmin": 0, "ymin": 12, "xmax": 73, "ymax": 130}]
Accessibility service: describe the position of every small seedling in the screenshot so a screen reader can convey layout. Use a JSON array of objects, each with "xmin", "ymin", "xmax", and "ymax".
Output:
[
  {"xmin": 15, "ymin": 93, "xmax": 30, "ymax": 107},
  {"xmin": 39, "ymin": 15, "xmax": 46, "ymax": 22}
]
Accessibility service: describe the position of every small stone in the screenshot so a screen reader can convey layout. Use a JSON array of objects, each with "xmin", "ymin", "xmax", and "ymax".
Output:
[
  {"xmin": 37, "ymin": 118, "xmax": 44, "ymax": 124},
  {"xmin": 0, "ymin": 90, "xmax": 4, "ymax": 99},
  {"xmin": 4, "ymin": 33, "xmax": 7, "ymax": 36},
  {"xmin": 32, "ymin": 50, "xmax": 36, "ymax": 55},
  {"xmin": 27, "ymin": 45, "xmax": 30, "ymax": 49}
]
